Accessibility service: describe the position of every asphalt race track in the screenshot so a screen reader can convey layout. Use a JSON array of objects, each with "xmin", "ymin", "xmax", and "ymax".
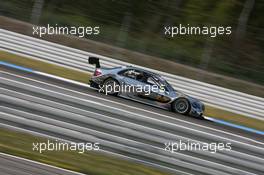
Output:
[
  {"xmin": 1, "ymin": 66, "xmax": 264, "ymax": 175},
  {"xmin": 0, "ymin": 153, "xmax": 85, "ymax": 175}
]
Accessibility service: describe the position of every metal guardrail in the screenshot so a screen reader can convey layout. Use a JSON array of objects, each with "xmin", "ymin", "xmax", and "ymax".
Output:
[{"xmin": 1, "ymin": 29, "xmax": 264, "ymax": 120}]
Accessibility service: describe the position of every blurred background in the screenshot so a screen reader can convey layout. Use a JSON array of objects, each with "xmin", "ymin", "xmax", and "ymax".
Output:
[
  {"xmin": 1, "ymin": 0, "xmax": 263, "ymax": 85},
  {"xmin": 1, "ymin": 1, "xmax": 264, "ymax": 174}
]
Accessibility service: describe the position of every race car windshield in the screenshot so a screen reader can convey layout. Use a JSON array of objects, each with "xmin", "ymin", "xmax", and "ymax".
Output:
[{"xmin": 155, "ymin": 76, "xmax": 175, "ymax": 91}]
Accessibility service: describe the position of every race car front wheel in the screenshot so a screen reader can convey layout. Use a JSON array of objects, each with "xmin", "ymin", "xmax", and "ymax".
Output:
[{"xmin": 172, "ymin": 98, "xmax": 190, "ymax": 115}]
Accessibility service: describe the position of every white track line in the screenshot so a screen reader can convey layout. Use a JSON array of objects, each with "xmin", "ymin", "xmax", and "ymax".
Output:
[{"xmin": 1, "ymin": 70, "xmax": 263, "ymax": 145}]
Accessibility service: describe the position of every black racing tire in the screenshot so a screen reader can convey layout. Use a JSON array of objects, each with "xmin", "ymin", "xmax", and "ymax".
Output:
[
  {"xmin": 172, "ymin": 98, "xmax": 191, "ymax": 115},
  {"xmin": 103, "ymin": 78, "xmax": 120, "ymax": 96}
]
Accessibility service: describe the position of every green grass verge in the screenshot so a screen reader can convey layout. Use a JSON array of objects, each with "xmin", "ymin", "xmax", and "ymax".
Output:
[
  {"xmin": 1, "ymin": 51, "xmax": 263, "ymax": 131},
  {"xmin": 0, "ymin": 51, "xmax": 91, "ymax": 83},
  {"xmin": 205, "ymin": 106, "xmax": 264, "ymax": 131},
  {"xmin": 0, "ymin": 128, "xmax": 171, "ymax": 175}
]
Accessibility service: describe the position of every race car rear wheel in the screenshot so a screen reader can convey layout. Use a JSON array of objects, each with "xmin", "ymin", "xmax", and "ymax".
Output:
[
  {"xmin": 103, "ymin": 78, "xmax": 120, "ymax": 96},
  {"xmin": 172, "ymin": 98, "xmax": 190, "ymax": 115}
]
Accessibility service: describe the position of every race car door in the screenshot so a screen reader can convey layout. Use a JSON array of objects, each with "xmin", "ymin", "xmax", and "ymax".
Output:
[{"xmin": 139, "ymin": 75, "xmax": 171, "ymax": 104}]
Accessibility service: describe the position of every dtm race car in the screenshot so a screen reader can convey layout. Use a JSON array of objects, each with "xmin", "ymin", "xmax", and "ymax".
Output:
[{"xmin": 88, "ymin": 57, "xmax": 205, "ymax": 118}]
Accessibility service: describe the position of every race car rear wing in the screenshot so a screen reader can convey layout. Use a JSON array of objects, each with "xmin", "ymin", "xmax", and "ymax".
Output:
[{"xmin": 88, "ymin": 57, "xmax": 101, "ymax": 68}]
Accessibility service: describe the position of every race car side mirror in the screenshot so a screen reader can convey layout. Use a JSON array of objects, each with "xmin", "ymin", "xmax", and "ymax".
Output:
[{"xmin": 88, "ymin": 57, "xmax": 101, "ymax": 68}]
